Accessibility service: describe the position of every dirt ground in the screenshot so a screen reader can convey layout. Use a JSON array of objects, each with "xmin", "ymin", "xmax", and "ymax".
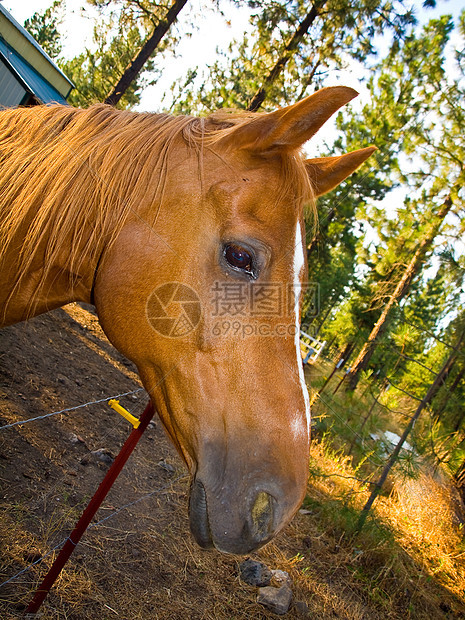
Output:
[{"xmin": 0, "ymin": 304, "xmax": 464, "ymax": 619}]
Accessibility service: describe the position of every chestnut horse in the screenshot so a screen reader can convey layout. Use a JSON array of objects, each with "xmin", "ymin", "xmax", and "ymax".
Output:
[{"xmin": 0, "ymin": 87, "xmax": 374, "ymax": 554}]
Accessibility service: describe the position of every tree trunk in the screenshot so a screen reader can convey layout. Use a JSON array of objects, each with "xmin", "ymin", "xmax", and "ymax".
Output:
[
  {"xmin": 347, "ymin": 195, "xmax": 453, "ymax": 391},
  {"xmin": 453, "ymin": 406, "xmax": 465, "ymax": 499},
  {"xmin": 335, "ymin": 342, "xmax": 355, "ymax": 369},
  {"xmin": 434, "ymin": 363, "xmax": 464, "ymax": 422},
  {"xmin": 348, "ymin": 380, "xmax": 387, "ymax": 455},
  {"xmin": 356, "ymin": 339, "xmax": 461, "ymax": 532},
  {"xmin": 247, "ymin": 2, "xmax": 323, "ymax": 112},
  {"xmin": 454, "ymin": 399, "xmax": 465, "ymax": 432},
  {"xmin": 454, "ymin": 460, "xmax": 465, "ymax": 503},
  {"xmin": 104, "ymin": 0, "xmax": 188, "ymax": 107},
  {"xmin": 427, "ymin": 352, "xmax": 460, "ymax": 418},
  {"xmin": 314, "ymin": 304, "xmax": 333, "ymax": 335}
]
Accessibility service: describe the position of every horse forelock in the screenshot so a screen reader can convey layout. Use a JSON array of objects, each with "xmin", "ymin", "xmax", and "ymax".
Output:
[
  {"xmin": 0, "ymin": 103, "xmax": 314, "ymax": 314},
  {"xmin": 198, "ymin": 110, "xmax": 315, "ymax": 219}
]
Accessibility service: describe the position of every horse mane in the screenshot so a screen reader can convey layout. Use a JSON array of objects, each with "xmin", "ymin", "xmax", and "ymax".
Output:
[{"xmin": 0, "ymin": 104, "xmax": 314, "ymax": 309}]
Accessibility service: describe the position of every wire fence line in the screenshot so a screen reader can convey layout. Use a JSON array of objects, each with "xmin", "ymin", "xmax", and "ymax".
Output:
[
  {"xmin": 0, "ymin": 367, "xmax": 184, "ymax": 596},
  {"xmin": 0, "ymin": 473, "xmax": 187, "ymax": 591},
  {"xmin": 308, "ymin": 309, "xmax": 464, "ymax": 490},
  {"xmin": 311, "ymin": 359, "xmax": 433, "ymax": 440},
  {"xmin": 315, "ymin": 391, "xmax": 385, "ymax": 469},
  {"xmin": 316, "ymin": 311, "xmax": 462, "ymax": 407},
  {"xmin": 396, "ymin": 313, "xmax": 465, "ymax": 361},
  {"xmin": 0, "ymin": 388, "xmax": 145, "ymax": 431}
]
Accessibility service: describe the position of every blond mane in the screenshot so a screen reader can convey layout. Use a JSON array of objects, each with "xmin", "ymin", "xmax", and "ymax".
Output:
[{"xmin": 0, "ymin": 104, "xmax": 314, "ymax": 309}]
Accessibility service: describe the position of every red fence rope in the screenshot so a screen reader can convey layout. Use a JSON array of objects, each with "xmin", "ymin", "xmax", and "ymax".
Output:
[{"xmin": 25, "ymin": 400, "xmax": 155, "ymax": 615}]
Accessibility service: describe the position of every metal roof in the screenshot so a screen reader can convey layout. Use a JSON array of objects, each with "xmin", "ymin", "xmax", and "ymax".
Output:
[
  {"xmin": 0, "ymin": 37, "xmax": 68, "ymax": 105},
  {"xmin": 0, "ymin": 5, "xmax": 73, "ymax": 104}
]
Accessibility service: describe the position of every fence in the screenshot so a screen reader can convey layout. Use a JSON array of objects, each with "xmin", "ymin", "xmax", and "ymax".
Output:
[
  {"xmin": 306, "ymin": 312, "xmax": 465, "ymax": 527},
  {"xmin": 300, "ymin": 330, "xmax": 326, "ymax": 364},
  {"xmin": 0, "ymin": 385, "xmax": 187, "ymax": 601}
]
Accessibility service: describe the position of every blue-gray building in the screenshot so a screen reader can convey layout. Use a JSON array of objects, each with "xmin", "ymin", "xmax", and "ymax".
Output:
[{"xmin": 0, "ymin": 5, "xmax": 73, "ymax": 107}]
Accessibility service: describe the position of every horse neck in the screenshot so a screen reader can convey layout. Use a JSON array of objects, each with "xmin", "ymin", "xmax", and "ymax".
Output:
[
  {"xmin": 0, "ymin": 104, "xmax": 191, "ymax": 327},
  {"xmin": 0, "ymin": 204, "xmax": 101, "ymax": 327}
]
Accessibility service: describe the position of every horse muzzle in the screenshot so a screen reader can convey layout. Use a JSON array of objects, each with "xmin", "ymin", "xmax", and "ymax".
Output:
[{"xmin": 188, "ymin": 478, "xmax": 278, "ymax": 554}]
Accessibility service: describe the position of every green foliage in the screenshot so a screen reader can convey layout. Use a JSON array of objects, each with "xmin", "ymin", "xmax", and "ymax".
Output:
[
  {"xmin": 170, "ymin": 0, "xmax": 417, "ymax": 114},
  {"xmin": 25, "ymin": 0, "xmax": 185, "ymax": 108},
  {"xmin": 61, "ymin": 12, "xmax": 157, "ymax": 108},
  {"xmin": 322, "ymin": 11, "xmax": 464, "ymax": 374},
  {"xmin": 23, "ymin": 0, "xmax": 64, "ymax": 59}
]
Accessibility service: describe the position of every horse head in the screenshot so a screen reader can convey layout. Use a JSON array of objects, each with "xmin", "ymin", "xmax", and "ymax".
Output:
[{"xmin": 90, "ymin": 87, "xmax": 374, "ymax": 553}]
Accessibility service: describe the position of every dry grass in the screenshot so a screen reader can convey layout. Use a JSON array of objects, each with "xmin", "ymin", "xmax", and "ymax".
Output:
[
  {"xmin": 303, "ymin": 440, "xmax": 465, "ymax": 618},
  {"xmin": 378, "ymin": 472, "xmax": 465, "ymax": 598},
  {"xmin": 1, "ymin": 439, "xmax": 465, "ymax": 619},
  {"xmin": 1, "ymin": 309, "xmax": 465, "ymax": 618}
]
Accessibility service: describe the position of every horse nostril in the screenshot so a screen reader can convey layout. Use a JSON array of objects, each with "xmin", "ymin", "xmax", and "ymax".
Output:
[
  {"xmin": 189, "ymin": 479, "xmax": 214, "ymax": 549},
  {"xmin": 250, "ymin": 491, "xmax": 274, "ymax": 540}
]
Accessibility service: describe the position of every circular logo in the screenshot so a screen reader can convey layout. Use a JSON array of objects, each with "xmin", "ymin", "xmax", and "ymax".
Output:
[{"xmin": 146, "ymin": 282, "xmax": 201, "ymax": 338}]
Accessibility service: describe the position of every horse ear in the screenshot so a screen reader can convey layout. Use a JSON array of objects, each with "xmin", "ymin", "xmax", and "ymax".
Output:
[
  {"xmin": 305, "ymin": 146, "xmax": 377, "ymax": 197},
  {"xmin": 222, "ymin": 87, "xmax": 359, "ymax": 152}
]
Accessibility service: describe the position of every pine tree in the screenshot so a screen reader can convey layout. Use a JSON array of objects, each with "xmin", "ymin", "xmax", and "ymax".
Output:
[
  {"xmin": 24, "ymin": 0, "xmax": 63, "ymax": 59},
  {"xmin": 170, "ymin": 0, "xmax": 416, "ymax": 114},
  {"xmin": 337, "ymin": 14, "xmax": 465, "ymax": 389},
  {"xmin": 103, "ymin": 0, "xmax": 189, "ymax": 106},
  {"xmin": 25, "ymin": 0, "xmax": 189, "ymax": 109},
  {"xmin": 347, "ymin": 195, "xmax": 454, "ymax": 389}
]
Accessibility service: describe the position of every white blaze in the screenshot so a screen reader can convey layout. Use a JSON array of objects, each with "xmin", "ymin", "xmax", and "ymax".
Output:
[{"xmin": 293, "ymin": 220, "xmax": 311, "ymax": 440}]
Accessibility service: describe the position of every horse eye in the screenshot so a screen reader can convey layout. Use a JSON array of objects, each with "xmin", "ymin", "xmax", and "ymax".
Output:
[{"xmin": 223, "ymin": 243, "xmax": 256, "ymax": 277}]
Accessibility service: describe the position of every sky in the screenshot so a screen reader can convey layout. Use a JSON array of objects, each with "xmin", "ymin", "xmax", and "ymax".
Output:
[
  {"xmin": 2, "ymin": 0, "xmax": 254, "ymax": 112},
  {"xmin": 4, "ymin": 0, "xmax": 463, "ymax": 115},
  {"xmin": 2, "ymin": 0, "xmax": 463, "ymax": 154},
  {"xmin": 2, "ymin": 0, "xmax": 463, "ymax": 282}
]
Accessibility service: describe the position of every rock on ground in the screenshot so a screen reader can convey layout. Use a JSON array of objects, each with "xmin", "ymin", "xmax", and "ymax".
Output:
[
  {"xmin": 257, "ymin": 584, "xmax": 293, "ymax": 615},
  {"xmin": 239, "ymin": 558, "xmax": 272, "ymax": 587}
]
